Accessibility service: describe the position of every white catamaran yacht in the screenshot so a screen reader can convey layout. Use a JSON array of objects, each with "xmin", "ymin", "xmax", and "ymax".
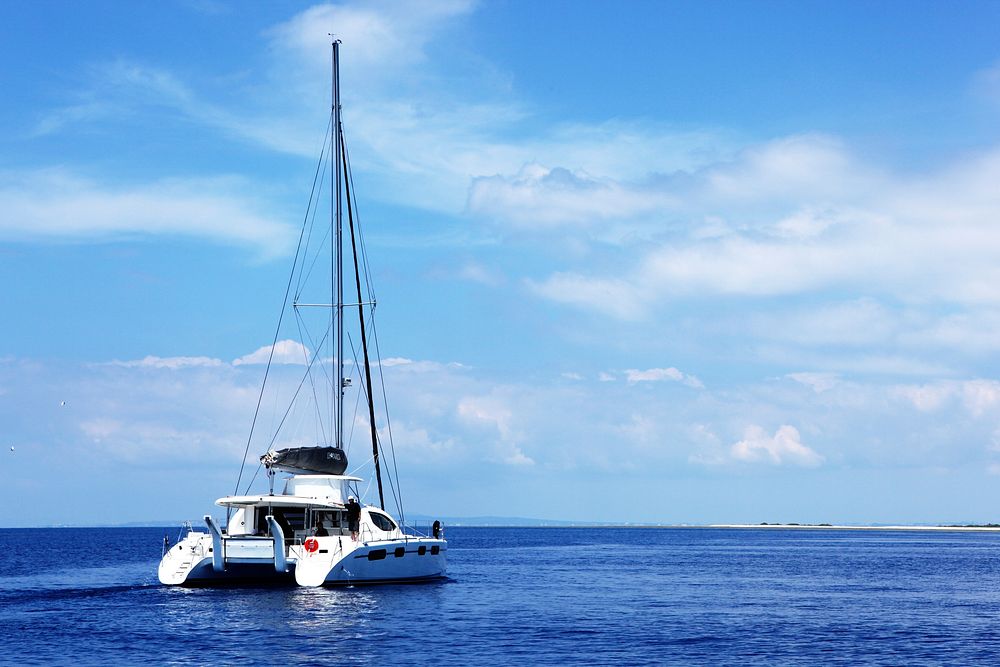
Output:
[{"xmin": 158, "ymin": 42, "xmax": 446, "ymax": 587}]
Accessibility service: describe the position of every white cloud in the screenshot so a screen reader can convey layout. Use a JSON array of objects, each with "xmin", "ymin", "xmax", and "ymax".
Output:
[
  {"xmin": 893, "ymin": 380, "xmax": 1000, "ymax": 416},
  {"xmin": 751, "ymin": 299, "xmax": 896, "ymax": 347},
  {"xmin": 0, "ymin": 169, "xmax": 294, "ymax": 255},
  {"xmin": 108, "ymin": 355, "xmax": 225, "ymax": 370},
  {"xmin": 729, "ymin": 424, "xmax": 824, "ymax": 467},
  {"xmin": 380, "ymin": 421, "xmax": 455, "ymax": 458},
  {"xmin": 627, "ymin": 367, "xmax": 682, "ymax": 382},
  {"xmin": 457, "ymin": 394, "xmax": 535, "ymax": 466},
  {"xmin": 468, "ymin": 163, "xmax": 673, "ymax": 229},
  {"xmin": 893, "ymin": 383, "xmax": 954, "ymax": 412},
  {"xmin": 456, "ymin": 262, "xmax": 504, "ymax": 286},
  {"xmin": 36, "ymin": 3, "xmax": 739, "ymax": 221},
  {"xmin": 503, "ymin": 447, "xmax": 535, "ymax": 466},
  {"xmin": 524, "ymin": 137, "xmax": 1000, "ymax": 336},
  {"xmin": 457, "ymin": 395, "xmax": 513, "ymax": 440},
  {"xmin": 379, "ymin": 357, "xmax": 414, "ymax": 367},
  {"xmin": 528, "ymin": 273, "xmax": 649, "ymax": 320},
  {"xmin": 903, "ymin": 309, "xmax": 1000, "ymax": 352},
  {"xmin": 625, "ymin": 367, "xmax": 703, "ymax": 388},
  {"xmin": 233, "ymin": 340, "xmax": 311, "ymax": 366},
  {"xmin": 787, "ymin": 372, "xmax": 840, "ymax": 393},
  {"xmin": 961, "ymin": 380, "xmax": 1000, "ymax": 417}
]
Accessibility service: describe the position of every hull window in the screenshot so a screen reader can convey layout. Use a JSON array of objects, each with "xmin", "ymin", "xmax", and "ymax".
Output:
[
  {"xmin": 367, "ymin": 549, "xmax": 387, "ymax": 561},
  {"xmin": 394, "ymin": 546, "xmax": 405, "ymax": 558},
  {"xmin": 418, "ymin": 545, "xmax": 427, "ymax": 555}
]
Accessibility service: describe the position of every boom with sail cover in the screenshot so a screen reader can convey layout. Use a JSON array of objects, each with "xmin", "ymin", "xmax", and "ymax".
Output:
[{"xmin": 261, "ymin": 446, "xmax": 348, "ymax": 475}]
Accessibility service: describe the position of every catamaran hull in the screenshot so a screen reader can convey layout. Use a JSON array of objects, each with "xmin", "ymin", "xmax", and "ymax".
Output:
[
  {"xmin": 158, "ymin": 533, "xmax": 446, "ymax": 587},
  {"xmin": 293, "ymin": 537, "xmax": 447, "ymax": 587}
]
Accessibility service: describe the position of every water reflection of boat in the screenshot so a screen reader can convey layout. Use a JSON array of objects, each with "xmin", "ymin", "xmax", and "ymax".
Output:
[{"xmin": 158, "ymin": 41, "xmax": 446, "ymax": 587}]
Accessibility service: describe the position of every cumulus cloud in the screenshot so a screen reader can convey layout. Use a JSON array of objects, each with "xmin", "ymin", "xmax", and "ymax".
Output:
[
  {"xmin": 233, "ymin": 340, "xmax": 311, "ymax": 366},
  {"xmin": 468, "ymin": 163, "xmax": 673, "ymax": 229},
  {"xmin": 526, "ymin": 138, "xmax": 1000, "ymax": 327},
  {"xmin": 457, "ymin": 394, "xmax": 535, "ymax": 466},
  {"xmin": 457, "ymin": 395, "xmax": 511, "ymax": 437},
  {"xmin": 894, "ymin": 380, "xmax": 1000, "ymax": 417},
  {"xmin": 729, "ymin": 425, "xmax": 824, "ymax": 467}
]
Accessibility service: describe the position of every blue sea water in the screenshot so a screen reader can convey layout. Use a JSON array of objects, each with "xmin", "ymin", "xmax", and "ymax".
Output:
[{"xmin": 3, "ymin": 526, "xmax": 1000, "ymax": 665}]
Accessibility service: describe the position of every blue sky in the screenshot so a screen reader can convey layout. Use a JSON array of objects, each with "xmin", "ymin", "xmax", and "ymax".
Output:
[{"xmin": 4, "ymin": 1, "xmax": 1000, "ymax": 526}]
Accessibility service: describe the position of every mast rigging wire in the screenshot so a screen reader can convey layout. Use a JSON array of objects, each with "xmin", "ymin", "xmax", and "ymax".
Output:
[{"xmin": 232, "ymin": 116, "xmax": 331, "ymax": 506}]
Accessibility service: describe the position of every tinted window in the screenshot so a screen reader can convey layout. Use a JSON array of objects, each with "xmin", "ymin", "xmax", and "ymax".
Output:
[{"xmin": 368, "ymin": 512, "xmax": 397, "ymax": 532}]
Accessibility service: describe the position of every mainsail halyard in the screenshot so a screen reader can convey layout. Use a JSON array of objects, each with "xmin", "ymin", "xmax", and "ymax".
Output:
[{"xmin": 342, "ymin": 139, "xmax": 385, "ymax": 510}]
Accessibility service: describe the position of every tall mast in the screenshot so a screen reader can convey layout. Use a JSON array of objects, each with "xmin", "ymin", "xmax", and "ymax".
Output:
[{"xmin": 332, "ymin": 40, "xmax": 344, "ymax": 449}]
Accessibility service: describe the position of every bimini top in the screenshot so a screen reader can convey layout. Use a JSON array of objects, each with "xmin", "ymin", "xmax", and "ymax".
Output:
[
  {"xmin": 217, "ymin": 474, "xmax": 363, "ymax": 508},
  {"xmin": 215, "ymin": 494, "xmax": 345, "ymax": 509},
  {"xmin": 260, "ymin": 446, "xmax": 347, "ymax": 475}
]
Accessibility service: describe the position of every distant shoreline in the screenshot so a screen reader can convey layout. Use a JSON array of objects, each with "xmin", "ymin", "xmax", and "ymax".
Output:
[{"xmin": 707, "ymin": 524, "xmax": 1000, "ymax": 532}]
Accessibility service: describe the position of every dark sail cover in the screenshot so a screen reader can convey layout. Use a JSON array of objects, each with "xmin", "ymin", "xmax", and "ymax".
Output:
[{"xmin": 261, "ymin": 446, "xmax": 348, "ymax": 475}]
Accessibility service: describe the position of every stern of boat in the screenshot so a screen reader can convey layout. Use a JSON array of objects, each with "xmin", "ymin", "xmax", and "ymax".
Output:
[{"xmin": 158, "ymin": 531, "xmax": 214, "ymax": 585}]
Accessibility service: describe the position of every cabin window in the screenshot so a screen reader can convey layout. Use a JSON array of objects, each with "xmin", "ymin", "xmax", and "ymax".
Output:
[
  {"xmin": 431, "ymin": 545, "xmax": 440, "ymax": 555},
  {"xmin": 368, "ymin": 511, "xmax": 397, "ymax": 532},
  {"xmin": 367, "ymin": 549, "xmax": 387, "ymax": 561},
  {"xmin": 394, "ymin": 546, "xmax": 405, "ymax": 558},
  {"xmin": 418, "ymin": 545, "xmax": 427, "ymax": 555},
  {"xmin": 256, "ymin": 508, "xmax": 306, "ymax": 536}
]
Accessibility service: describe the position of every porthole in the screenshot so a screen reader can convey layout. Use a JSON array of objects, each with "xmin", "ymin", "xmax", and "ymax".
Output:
[
  {"xmin": 367, "ymin": 549, "xmax": 387, "ymax": 561},
  {"xmin": 394, "ymin": 546, "xmax": 405, "ymax": 558},
  {"xmin": 418, "ymin": 545, "xmax": 427, "ymax": 555}
]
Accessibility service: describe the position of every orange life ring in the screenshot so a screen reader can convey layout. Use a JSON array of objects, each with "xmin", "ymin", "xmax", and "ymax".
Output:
[{"xmin": 304, "ymin": 537, "xmax": 319, "ymax": 553}]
